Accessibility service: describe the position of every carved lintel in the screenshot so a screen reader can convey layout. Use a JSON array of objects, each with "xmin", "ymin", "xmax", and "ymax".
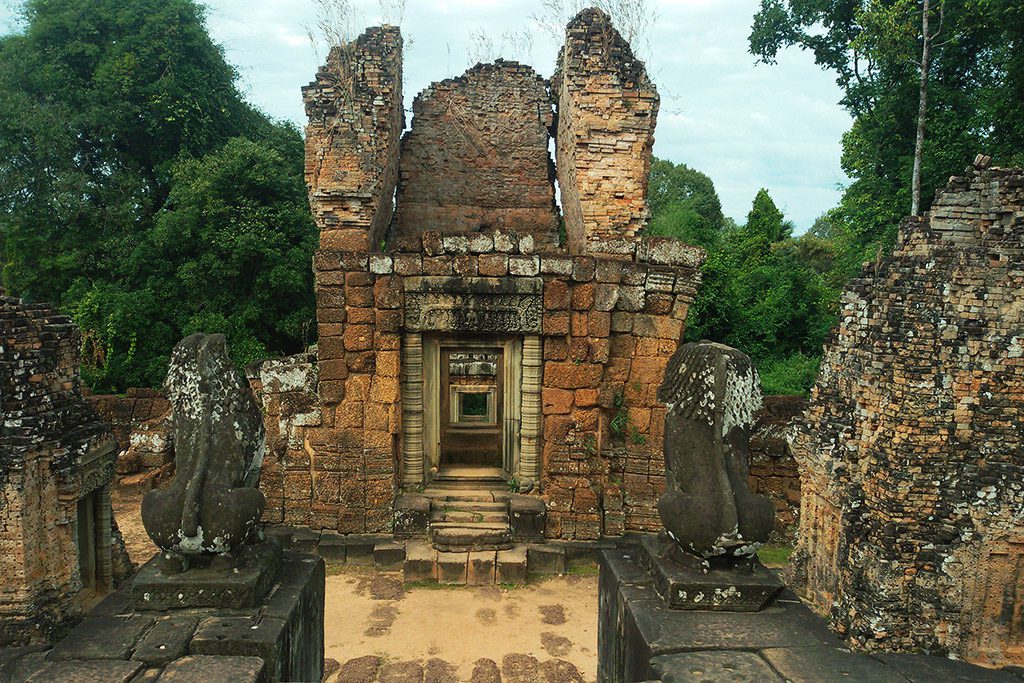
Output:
[{"xmin": 403, "ymin": 277, "xmax": 543, "ymax": 334}]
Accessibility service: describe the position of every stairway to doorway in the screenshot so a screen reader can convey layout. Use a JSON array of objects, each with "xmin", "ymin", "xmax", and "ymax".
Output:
[{"xmin": 393, "ymin": 481, "xmax": 547, "ymax": 584}]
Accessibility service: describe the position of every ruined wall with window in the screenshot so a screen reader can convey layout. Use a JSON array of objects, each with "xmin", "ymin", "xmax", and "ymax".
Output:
[
  {"xmin": 787, "ymin": 159, "xmax": 1024, "ymax": 667},
  {"xmin": 0, "ymin": 296, "xmax": 120, "ymax": 645}
]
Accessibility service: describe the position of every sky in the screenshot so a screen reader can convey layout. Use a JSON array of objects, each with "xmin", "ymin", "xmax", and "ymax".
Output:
[{"xmin": 1, "ymin": 0, "xmax": 853, "ymax": 231}]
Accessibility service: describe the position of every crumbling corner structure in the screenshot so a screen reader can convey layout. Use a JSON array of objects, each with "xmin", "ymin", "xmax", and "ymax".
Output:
[
  {"xmin": 787, "ymin": 158, "xmax": 1024, "ymax": 667},
  {"xmin": 303, "ymin": 25, "xmax": 403, "ymax": 251},
  {"xmin": 1, "ymin": 296, "xmax": 120, "ymax": 645},
  {"xmin": 553, "ymin": 8, "xmax": 660, "ymax": 255}
]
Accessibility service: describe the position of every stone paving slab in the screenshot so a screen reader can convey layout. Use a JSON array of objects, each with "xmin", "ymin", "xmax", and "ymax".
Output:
[
  {"xmin": 46, "ymin": 614, "xmax": 155, "ymax": 661},
  {"xmin": 874, "ymin": 652, "xmax": 1023, "ymax": 682},
  {"xmin": 24, "ymin": 657, "xmax": 143, "ymax": 682},
  {"xmin": 132, "ymin": 616, "xmax": 198, "ymax": 667},
  {"xmin": 761, "ymin": 646, "xmax": 907, "ymax": 682},
  {"xmin": 651, "ymin": 651, "xmax": 783, "ymax": 682},
  {"xmin": 156, "ymin": 654, "xmax": 266, "ymax": 682}
]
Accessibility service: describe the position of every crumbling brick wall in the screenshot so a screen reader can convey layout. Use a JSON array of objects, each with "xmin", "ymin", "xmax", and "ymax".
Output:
[
  {"xmin": 394, "ymin": 61, "xmax": 560, "ymax": 249},
  {"xmin": 553, "ymin": 8, "xmax": 659, "ymax": 255},
  {"xmin": 788, "ymin": 159, "xmax": 1024, "ymax": 667},
  {"xmin": 86, "ymin": 388, "xmax": 168, "ymax": 452},
  {"xmin": 303, "ymin": 25, "xmax": 403, "ymax": 251},
  {"xmin": 747, "ymin": 395, "xmax": 806, "ymax": 540},
  {"xmin": 0, "ymin": 296, "xmax": 119, "ymax": 645}
]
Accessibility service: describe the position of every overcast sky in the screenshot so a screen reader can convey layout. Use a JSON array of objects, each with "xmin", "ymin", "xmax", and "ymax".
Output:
[{"xmin": 2, "ymin": 0, "xmax": 852, "ymax": 231}]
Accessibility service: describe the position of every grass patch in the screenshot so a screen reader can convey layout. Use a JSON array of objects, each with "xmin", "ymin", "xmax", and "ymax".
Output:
[
  {"xmin": 566, "ymin": 562, "xmax": 600, "ymax": 577},
  {"xmin": 404, "ymin": 580, "xmax": 461, "ymax": 591},
  {"xmin": 757, "ymin": 544, "xmax": 793, "ymax": 567}
]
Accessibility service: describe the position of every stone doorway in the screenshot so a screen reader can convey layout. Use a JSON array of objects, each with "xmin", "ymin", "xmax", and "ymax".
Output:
[{"xmin": 439, "ymin": 346, "xmax": 504, "ymax": 477}]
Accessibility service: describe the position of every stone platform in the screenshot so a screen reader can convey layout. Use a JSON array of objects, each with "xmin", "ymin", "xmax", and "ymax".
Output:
[
  {"xmin": 637, "ymin": 534, "xmax": 783, "ymax": 611},
  {"xmin": 598, "ymin": 546, "xmax": 1024, "ymax": 683},
  {"xmin": 0, "ymin": 551, "xmax": 324, "ymax": 683}
]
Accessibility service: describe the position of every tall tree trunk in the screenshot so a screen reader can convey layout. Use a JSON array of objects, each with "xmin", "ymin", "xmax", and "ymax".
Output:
[{"xmin": 912, "ymin": 0, "xmax": 931, "ymax": 216}]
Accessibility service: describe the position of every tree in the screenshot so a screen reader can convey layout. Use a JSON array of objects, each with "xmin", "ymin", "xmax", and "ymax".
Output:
[
  {"xmin": 0, "ymin": 0, "xmax": 316, "ymax": 390},
  {"xmin": 750, "ymin": 0, "xmax": 1024, "ymax": 270},
  {"xmin": 645, "ymin": 158, "xmax": 726, "ymax": 248},
  {"xmin": 649, "ymin": 182, "xmax": 835, "ymax": 395}
]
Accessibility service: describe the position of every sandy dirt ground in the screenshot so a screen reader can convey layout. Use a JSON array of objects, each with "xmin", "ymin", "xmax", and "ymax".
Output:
[
  {"xmin": 112, "ymin": 489, "xmax": 599, "ymax": 682},
  {"xmin": 323, "ymin": 568, "xmax": 598, "ymax": 682}
]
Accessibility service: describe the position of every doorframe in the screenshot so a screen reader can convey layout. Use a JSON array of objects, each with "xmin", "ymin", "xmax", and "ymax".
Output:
[{"xmin": 401, "ymin": 333, "xmax": 541, "ymax": 489}]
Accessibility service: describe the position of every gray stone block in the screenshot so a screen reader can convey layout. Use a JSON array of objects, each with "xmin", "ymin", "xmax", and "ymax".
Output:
[
  {"xmin": 437, "ymin": 552, "xmax": 468, "ymax": 584},
  {"xmin": 374, "ymin": 542, "xmax": 406, "ymax": 569},
  {"xmin": 132, "ymin": 617, "xmax": 198, "ymax": 667},
  {"xmin": 25, "ymin": 658, "xmax": 143, "ymax": 682},
  {"xmin": 509, "ymin": 495, "xmax": 546, "ymax": 542},
  {"xmin": 317, "ymin": 532, "xmax": 347, "ymax": 562},
  {"xmin": 404, "ymin": 542, "xmax": 437, "ymax": 583},
  {"xmin": 652, "ymin": 651, "xmax": 782, "ymax": 682},
  {"xmin": 132, "ymin": 540, "xmax": 282, "ymax": 610},
  {"xmin": 761, "ymin": 647, "xmax": 907, "ymax": 682},
  {"xmin": 639, "ymin": 535, "xmax": 784, "ymax": 612},
  {"xmin": 873, "ymin": 652, "xmax": 1021, "ymax": 682},
  {"xmin": 496, "ymin": 546, "xmax": 528, "ymax": 585},
  {"xmin": 189, "ymin": 615, "xmax": 287, "ymax": 681},
  {"xmin": 527, "ymin": 544, "xmax": 566, "ymax": 575},
  {"xmin": 47, "ymin": 614, "xmax": 155, "ymax": 661},
  {"xmin": 157, "ymin": 655, "xmax": 266, "ymax": 682}
]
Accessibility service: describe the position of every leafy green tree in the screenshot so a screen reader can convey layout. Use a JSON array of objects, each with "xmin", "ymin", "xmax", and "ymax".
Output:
[
  {"xmin": 749, "ymin": 0, "xmax": 1024, "ymax": 275},
  {"xmin": 646, "ymin": 159, "xmax": 726, "ymax": 248},
  {"xmin": 0, "ymin": 0, "xmax": 316, "ymax": 390},
  {"xmin": 663, "ymin": 187, "xmax": 835, "ymax": 395}
]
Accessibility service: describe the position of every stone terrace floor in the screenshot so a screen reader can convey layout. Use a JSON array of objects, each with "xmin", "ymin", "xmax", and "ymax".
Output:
[{"xmin": 602, "ymin": 546, "xmax": 1024, "ymax": 683}]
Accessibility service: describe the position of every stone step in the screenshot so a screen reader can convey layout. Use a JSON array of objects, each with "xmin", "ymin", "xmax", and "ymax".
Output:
[
  {"xmin": 401, "ymin": 542, "xmax": 535, "ymax": 585},
  {"xmin": 420, "ymin": 490, "xmax": 500, "ymax": 502},
  {"xmin": 431, "ymin": 525, "xmax": 513, "ymax": 552},
  {"xmin": 430, "ymin": 500, "xmax": 508, "ymax": 513},
  {"xmin": 430, "ymin": 509, "xmax": 510, "ymax": 525}
]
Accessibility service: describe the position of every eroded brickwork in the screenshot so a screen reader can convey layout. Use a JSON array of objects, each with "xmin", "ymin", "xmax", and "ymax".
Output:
[
  {"xmin": 1, "ymin": 296, "xmax": 119, "ymax": 645},
  {"xmin": 258, "ymin": 231, "xmax": 703, "ymax": 537},
  {"xmin": 395, "ymin": 61, "xmax": 560, "ymax": 248},
  {"xmin": 788, "ymin": 160, "xmax": 1024, "ymax": 666},
  {"xmin": 303, "ymin": 26, "xmax": 403, "ymax": 251},
  {"xmin": 553, "ymin": 8, "xmax": 659, "ymax": 255},
  {"xmin": 747, "ymin": 395, "xmax": 805, "ymax": 539}
]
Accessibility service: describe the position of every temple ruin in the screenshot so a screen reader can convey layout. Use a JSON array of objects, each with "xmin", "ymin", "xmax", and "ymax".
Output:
[
  {"xmin": 788, "ymin": 158, "xmax": 1024, "ymax": 667},
  {"xmin": 0, "ymin": 296, "xmax": 120, "ymax": 645},
  {"xmin": 255, "ymin": 8, "xmax": 705, "ymax": 559}
]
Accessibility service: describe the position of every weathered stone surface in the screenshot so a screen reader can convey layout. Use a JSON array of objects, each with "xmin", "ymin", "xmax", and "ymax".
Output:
[
  {"xmin": 157, "ymin": 655, "xmax": 266, "ymax": 682},
  {"xmin": 47, "ymin": 615, "xmax": 154, "ymax": 661},
  {"xmin": 142, "ymin": 334, "xmax": 265, "ymax": 557},
  {"xmin": 0, "ymin": 296, "xmax": 120, "ymax": 646},
  {"xmin": 651, "ymin": 651, "xmax": 782, "ymax": 682},
  {"xmin": 132, "ymin": 540, "xmax": 282, "ymax": 610},
  {"xmin": 395, "ymin": 61, "xmax": 559, "ymax": 248},
  {"xmin": 132, "ymin": 617, "xmax": 198, "ymax": 667},
  {"xmin": 24, "ymin": 658, "xmax": 144, "ymax": 683},
  {"xmin": 759, "ymin": 647, "xmax": 907, "ymax": 682},
  {"xmin": 656, "ymin": 342, "xmax": 773, "ymax": 559},
  {"xmin": 553, "ymin": 8, "xmax": 658, "ymax": 254},
  {"xmin": 788, "ymin": 163, "xmax": 1024, "ymax": 666},
  {"xmin": 638, "ymin": 535, "xmax": 783, "ymax": 611}
]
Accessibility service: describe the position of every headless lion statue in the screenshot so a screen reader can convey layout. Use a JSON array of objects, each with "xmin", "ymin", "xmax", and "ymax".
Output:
[
  {"xmin": 141, "ymin": 334, "xmax": 266, "ymax": 562},
  {"xmin": 656, "ymin": 341, "xmax": 774, "ymax": 559}
]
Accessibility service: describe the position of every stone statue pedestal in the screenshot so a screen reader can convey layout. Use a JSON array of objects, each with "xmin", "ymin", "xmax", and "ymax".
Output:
[
  {"xmin": 131, "ymin": 539, "xmax": 282, "ymax": 611},
  {"xmin": 638, "ymin": 534, "xmax": 783, "ymax": 612}
]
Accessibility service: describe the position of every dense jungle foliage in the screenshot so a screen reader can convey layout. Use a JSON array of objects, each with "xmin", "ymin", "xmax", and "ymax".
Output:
[
  {"xmin": 1, "ymin": 0, "xmax": 1021, "ymax": 395},
  {"xmin": 0, "ymin": 0, "xmax": 317, "ymax": 391}
]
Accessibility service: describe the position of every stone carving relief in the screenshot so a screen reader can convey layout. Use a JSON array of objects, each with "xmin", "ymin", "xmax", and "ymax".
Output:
[{"xmin": 404, "ymin": 277, "xmax": 543, "ymax": 334}]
